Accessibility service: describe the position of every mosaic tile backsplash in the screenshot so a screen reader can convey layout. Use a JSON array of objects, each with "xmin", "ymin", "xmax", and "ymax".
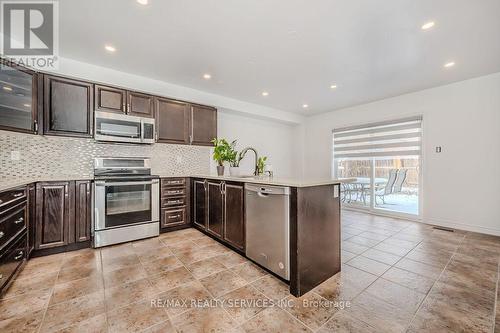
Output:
[{"xmin": 0, "ymin": 130, "xmax": 211, "ymax": 184}]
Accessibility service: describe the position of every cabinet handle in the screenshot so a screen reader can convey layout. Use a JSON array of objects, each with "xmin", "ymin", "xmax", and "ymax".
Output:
[
  {"xmin": 122, "ymin": 102, "xmax": 126, "ymax": 112},
  {"xmin": 0, "ymin": 231, "xmax": 4, "ymax": 238},
  {"xmin": 168, "ymin": 215, "xmax": 181, "ymax": 219},
  {"xmin": 0, "ymin": 273, "xmax": 3, "ymax": 280},
  {"xmin": 167, "ymin": 181, "xmax": 182, "ymax": 185},
  {"xmin": 13, "ymin": 193, "xmax": 23, "ymax": 198},
  {"xmin": 168, "ymin": 200, "xmax": 182, "ymax": 204},
  {"xmin": 0, "ymin": 200, "xmax": 3, "ymax": 204},
  {"xmin": 14, "ymin": 217, "xmax": 24, "ymax": 224},
  {"xmin": 14, "ymin": 251, "xmax": 24, "ymax": 260},
  {"xmin": 33, "ymin": 120, "xmax": 38, "ymax": 132},
  {"xmin": 166, "ymin": 190, "xmax": 182, "ymax": 195},
  {"xmin": 127, "ymin": 103, "xmax": 130, "ymax": 113}
]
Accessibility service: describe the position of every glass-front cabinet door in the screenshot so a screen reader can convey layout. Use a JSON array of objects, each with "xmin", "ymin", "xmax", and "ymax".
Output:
[{"xmin": 0, "ymin": 61, "xmax": 37, "ymax": 133}]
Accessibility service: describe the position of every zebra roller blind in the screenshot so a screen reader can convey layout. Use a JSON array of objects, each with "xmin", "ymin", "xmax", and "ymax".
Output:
[{"xmin": 333, "ymin": 116, "xmax": 422, "ymax": 159}]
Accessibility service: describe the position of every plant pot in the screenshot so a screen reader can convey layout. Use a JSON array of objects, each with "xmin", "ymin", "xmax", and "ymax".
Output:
[
  {"xmin": 229, "ymin": 167, "xmax": 240, "ymax": 177},
  {"xmin": 216, "ymin": 165, "xmax": 225, "ymax": 176}
]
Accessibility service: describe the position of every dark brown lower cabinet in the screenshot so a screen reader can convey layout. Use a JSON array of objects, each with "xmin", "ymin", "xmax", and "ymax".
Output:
[
  {"xmin": 192, "ymin": 178, "xmax": 245, "ymax": 252},
  {"xmin": 34, "ymin": 180, "xmax": 92, "ymax": 252},
  {"xmin": 74, "ymin": 180, "xmax": 91, "ymax": 242},
  {"xmin": 223, "ymin": 183, "xmax": 245, "ymax": 250},
  {"xmin": 160, "ymin": 178, "xmax": 190, "ymax": 231},
  {"xmin": 207, "ymin": 181, "xmax": 224, "ymax": 238},
  {"xmin": 35, "ymin": 182, "xmax": 72, "ymax": 250},
  {"xmin": 27, "ymin": 184, "xmax": 36, "ymax": 256}
]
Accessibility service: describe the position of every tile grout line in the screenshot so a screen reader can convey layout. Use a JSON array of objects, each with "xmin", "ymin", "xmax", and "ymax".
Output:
[{"xmin": 403, "ymin": 233, "xmax": 467, "ymax": 332}]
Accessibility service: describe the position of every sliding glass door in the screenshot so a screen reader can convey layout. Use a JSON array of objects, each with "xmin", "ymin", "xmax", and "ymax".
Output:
[{"xmin": 333, "ymin": 117, "xmax": 422, "ymax": 218}]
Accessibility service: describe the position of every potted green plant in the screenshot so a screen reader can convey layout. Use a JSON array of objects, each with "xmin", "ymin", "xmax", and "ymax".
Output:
[
  {"xmin": 227, "ymin": 140, "xmax": 242, "ymax": 176},
  {"xmin": 211, "ymin": 138, "xmax": 231, "ymax": 176},
  {"xmin": 257, "ymin": 156, "xmax": 267, "ymax": 175}
]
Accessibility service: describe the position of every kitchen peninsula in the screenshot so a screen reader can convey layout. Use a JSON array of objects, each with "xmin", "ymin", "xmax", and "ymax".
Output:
[{"xmin": 190, "ymin": 175, "xmax": 345, "ymax": 296}]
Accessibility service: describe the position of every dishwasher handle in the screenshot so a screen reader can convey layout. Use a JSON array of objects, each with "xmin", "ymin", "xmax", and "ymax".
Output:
[{"xmin": 245, "ymin": 184, "xmax": 290, "ymax": 195}]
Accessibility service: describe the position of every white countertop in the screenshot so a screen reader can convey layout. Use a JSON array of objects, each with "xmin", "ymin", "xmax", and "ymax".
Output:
[{"xmin": 190, "ymin": 174, "xmax": 354, "ymax": 188}]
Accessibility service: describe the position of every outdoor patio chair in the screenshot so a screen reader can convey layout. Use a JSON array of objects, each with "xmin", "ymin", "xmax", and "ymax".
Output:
[
  {"xmin": 375, "ymin": 169, "xmax": 398, "ymax": 205},
  {"xmin": 392, "ymin": 169, "xmax": 408, "ymax": 194}
]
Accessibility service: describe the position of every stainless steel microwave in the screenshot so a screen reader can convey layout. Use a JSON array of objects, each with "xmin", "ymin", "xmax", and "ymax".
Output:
[{"xmin": 94, "ymin": 111, "xmax": 155, "ymax": 144}]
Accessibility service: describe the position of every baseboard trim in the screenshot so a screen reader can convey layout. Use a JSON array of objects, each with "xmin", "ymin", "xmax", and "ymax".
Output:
[{"xmin": 424, "ymin": 217, "xmax": 500, "ymax": 236}]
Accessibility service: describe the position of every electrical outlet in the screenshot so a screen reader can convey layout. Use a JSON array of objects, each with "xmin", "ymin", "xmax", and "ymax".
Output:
[
  {"xmin": 11, "ymin": 151, "xmax": 21, "ymax": 161},
  {"xmin": 435, "ymin": 146, "xmax": 442, "ymax": 153}
]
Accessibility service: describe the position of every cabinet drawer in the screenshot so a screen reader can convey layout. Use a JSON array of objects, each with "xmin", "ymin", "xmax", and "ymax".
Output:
[
  {"xmin": 161, "ymin": 178, "xmax": 186, "ymax": 188},
  {"xmin": 161, "ymin": 208, "xmax": 186, "ymax": 227},
  {"xmin": 161, "ymin": 197, "xmax": 186, "ymax": 208},
  {"xmin": 0, "ymin": 234, "xmax": 26, "ymax": 290},
  {"xmin": 0, "ymin": 188, "xmax": 26, "ymax": 212},
  {"xmin": 0, "ymin": 203, "xmax": 27, "ymax": 251},
  {"xmin": 162, "ymin": 188, "xmax": 186, "ymax": 197}
]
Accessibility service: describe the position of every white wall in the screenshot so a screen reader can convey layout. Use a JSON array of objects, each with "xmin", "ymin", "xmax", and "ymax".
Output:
[
  {"xmin": 303, "ymin": 73, "xmax": 500, "ymax": 235},
  {"xmin": 212, "ymin": 111, "xmax": 300, "ymax": 178}
]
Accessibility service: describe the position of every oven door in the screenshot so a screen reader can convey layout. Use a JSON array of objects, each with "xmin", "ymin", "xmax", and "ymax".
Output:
[{"xmin": 94, "ymin": 179, "xmax": 159, "ymax": 231}]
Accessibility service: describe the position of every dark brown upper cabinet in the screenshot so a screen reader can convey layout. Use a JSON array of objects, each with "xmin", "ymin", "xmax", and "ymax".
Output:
[
  {"xmin": 156, "ymin": 97, "xmax": 190, "ymax": 144},
  {"xmin": 43, "ymin": 75, "xmax": 93, "ymax": 137},
  {"xmin": 0, "ymin": 60, "xmax": 38, "ymax": 134},
  {"xmin": 191, "ymin": 104, "xmax": 217, "ymax": 146},
  {"xmin": 127, "ymin": 91, "xmax": 154, "ymax": 118},
  {"xmin": 94, "ymin": 84, "xmax": 126, "ymax": 114},
  {"xmin": 35, "ymin": 181, "xmax": 72, "ymax": 250}
]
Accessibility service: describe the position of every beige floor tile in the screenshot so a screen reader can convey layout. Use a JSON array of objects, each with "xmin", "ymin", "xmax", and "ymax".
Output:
[
  {"xmin": 199, "ymin": 269, "xmax": 247, "ymax": 297},
  {"xmin": 0, "ymin": 288, "xmax": 52, "ymax": 320},
  {"xmin": 107, "ymin": 299, "xmax": 169, "ymax": 333},
  {"xmin": 186, "ymin": 257, "xmax": 227, "ymax": 279},
  {"xmin": 140, "ymin": 319, "xmax": 177, "ymax": 333},
  {"xmin": 361, "ymin": 248, "xmax": 402, "ymax": 265},
  {"xmin": 55, "ymin": 314, "xmax": 107, "ymax": 333},
  {"xmin": 214, "ymin": 252, "xmax": 249, "ymax": 268},
  {"xmin": 241, "ymin": 307, "xmax": 311, "ymax": 333},
  {"xmin": 60, "ymin": 250, "xmax": 101, "ymax": 271},
  {"xmin": 157, "ymin": 280, "xmax": 213, "ymax": 318},
  {"xmin": 0, "ymin": 309, "xmax": 44, "ymax": 333},
  {"xmin": 167, "ymin": 240, "xmax": 199, "ymax": 254},
  {"xmin": 365, "ymin": 278, "xmax": 426, "ymax": 313},
  {"xmin": 251, "ymin": 275, "xmax": 290, "ymax": 302},
  {"xmin": 40, "ymin": 291, "xmax": 105, "ymax": 333},
  {"xmin": 57, "ymin": 264, "xmax": 101, "ymax": 285},
  {"xmin": 170, "ymin": 306, "xmax": 237, "ymax": 333},
  {"xmin": 50, "ymin": 275, "xmax": 103, "ymax": 305},
  {"xmin": 176, "ymin": 247, "xmax": 220, "ymax": 265},
  {"xmin": 148, "ymin": 266, "xmax": 195, "ymax": 293},
  {"xmin": 231, "ymin": 262, "xmax": 268, "ymax": 283},
  {"xmin": 346, "ymin": 236, "xmax": 382, "ymax": 247},
  {"xmin": 102, "ymin": 253, "xmax": 141, "ymax": 273},
  {"xmin": 219, "ymin": 285, "xmax": 270, "ymax": 323},
  {"xmin": 103, "ymin": 263, "xmax": 148, "ymax": 288},
  {"xmin": 105, "ymin": 278, "xmax": 158, "ymax": 311},
  {"xmin": 373, "ymin": 242, "xmax": 412, "ymax": 256},
  {"xmin": 2, "ymin": 271, "xmax": 58, "ymax": 299},
  {"xmin": 282, "ymin": 292, "xmax": 339, "ymax": 331},
  {"xmin": 135, "ymin": 247, "xmax": 174, "ymax": 263},
  {"xmin": 314, "ymin": 265, "xmax": 377, "ymax": 302},
  {"xmin": 341, "ymin": 241, "xmax": 370, "ymax": 255},
  {"xmin": 346, "ymin": 256, "xmax": 391, "ymax": 276},
  {"xmin": 382, "ymin": 267, "xmax": 435, "ymax": 294},
  {"xmin": 100, "ymin": 243, "xmax": 135, "ymax": 260},
  {"xmin": 345, "ymin": 292, "xmax": 413, "ymax": 333},
  {"xmin": 317, "ymin": 310, "xmax": 378, "ymax": 333},
  {"xmin": 341, "ymin": 250, "xmax": 357, "ymax": 263},
  {"xmin": 141, "ymin": 255, "xmax": 183, "ymax": 276},
  {"xmin": 395, "ymin": 258, "xmax": 443, "ymax": 280}
]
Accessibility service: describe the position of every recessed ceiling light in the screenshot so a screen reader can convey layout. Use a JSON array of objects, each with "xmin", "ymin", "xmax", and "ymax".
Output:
[
  {"xmin": 203, "ymin": 73, "xmax": 211, "ymax": 80},
  {"xmin": 104, "ymin": 45, "xmax": 116, "ymax": 52},
  {"xmin": 3, "ymin": 86, "xmax": 12, "ymax": 91},
  {"xmin": 444, "ymin": 61, "xmax": 455, "ymax": 68},
  {"xmin": 137, "ymin": 0, "xmax": 148, "ymax": 4},
  {"xmin": 421, "ymin": 21, "xmax": 435, "ymax": 30},
  {"xmin": 302, "ymin": 104, "xmax": 308, "ymax": 108},
  {"xmin": 261, "ymin": 91, "xmax": 269, "ymax": 96},
  {"xmin": 330, "ymin": 84, "xmax": 337, "ymax": 89}
]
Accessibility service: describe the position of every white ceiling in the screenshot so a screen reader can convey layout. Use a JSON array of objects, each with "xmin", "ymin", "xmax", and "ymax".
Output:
[{"xmin": 59, "ymin": 0, "xmax": 500, "ymax": 115}]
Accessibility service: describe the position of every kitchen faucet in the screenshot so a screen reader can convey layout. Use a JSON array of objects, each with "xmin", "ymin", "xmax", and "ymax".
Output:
[{"xmin": 239, "ymin": 147, "xmax": 259, "ymax": 175}]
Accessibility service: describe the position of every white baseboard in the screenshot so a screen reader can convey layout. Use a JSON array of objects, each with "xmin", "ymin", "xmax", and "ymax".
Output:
[{"xmin": 423, "ymin": 217, "xmax": 500, "ymax": 236}]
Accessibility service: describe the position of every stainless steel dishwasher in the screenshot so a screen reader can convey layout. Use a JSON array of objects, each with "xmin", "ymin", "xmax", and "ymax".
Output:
[{"xmin": 245, "ymin": 183, "xmax": 290, "ymax": 280}]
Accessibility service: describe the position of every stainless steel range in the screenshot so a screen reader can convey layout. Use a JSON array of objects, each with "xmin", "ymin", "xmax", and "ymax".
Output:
[{"xmin": 93, "ymin": 157, "xmax": 159, "ymax": 248}]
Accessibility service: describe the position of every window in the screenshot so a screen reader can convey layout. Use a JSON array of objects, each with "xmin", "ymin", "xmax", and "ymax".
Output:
[{"xmin": 333, "ymin": 116, "xmax": 422, "ymax": 216}]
